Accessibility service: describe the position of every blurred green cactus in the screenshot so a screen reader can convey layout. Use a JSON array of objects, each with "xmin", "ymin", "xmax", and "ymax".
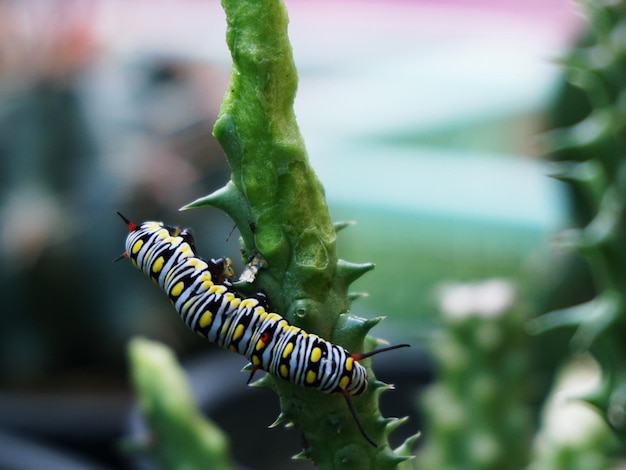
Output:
[
  {"xmin": 127, "ymin": 337, "xmax": 234, "ymax": 470},
  {"xmin": 416, "ymin": 280, "xmax": 533, "ymax": 470},
  {"xmin": 530, "ymin": 0, "xmax": 626, "ymax": 449},
  {"xmin": 529, "ymin": 356, "xmax": 622, "ymax": 470},
  {"xmin": 182, "ymin": 0, "xmax": 417, "ymax": 467}
]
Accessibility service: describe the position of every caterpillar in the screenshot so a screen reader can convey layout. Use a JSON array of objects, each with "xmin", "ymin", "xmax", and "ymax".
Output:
[{"xmin": 116, "ymin": 212, "xmax": 409, "ymax": 447}]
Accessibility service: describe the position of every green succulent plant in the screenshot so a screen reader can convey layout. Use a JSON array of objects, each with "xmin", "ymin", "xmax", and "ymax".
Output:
[
  {"xmin": 178, "ymin": 0, "xmax": 418, "ymax": 468},
  {"xmin": 416, "ymin": 280, "xmax": 533, "ymax": 470},
  {"xmin": 530, "ymin": 0, "xmax": 626, "ymax": 452},
  {"xmin": 126, "ymin": 337, "xmax": 234, "ymax": 470}
]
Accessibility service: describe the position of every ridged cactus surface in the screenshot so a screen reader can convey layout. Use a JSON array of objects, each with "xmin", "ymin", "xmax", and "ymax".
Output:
[
  {"xmin": 532, "ymin": 0, "xmax": 626, "ymax": 449},
  {"xmin": 183, "ymin": 0, "xmax": 417, "ymax": 467}
]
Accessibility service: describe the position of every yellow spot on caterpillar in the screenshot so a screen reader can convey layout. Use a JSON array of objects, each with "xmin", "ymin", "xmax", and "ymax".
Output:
[
  {"xmin": 345, "ymin": 357, "xmax": 354, "ymax": 371},
  {"xmin": 252, "ymin": 355, "xmax": 261, "ymax": 366},
  {"xmin": 197, "ymin": 272, "xmax": 212, "ymax": 291},
  {"xmin": 280, "ymin": 364, "xmax": 289, "ymax": 378},
  {"xmin": 152, "ymin": 256, "xmax": 164, "ymax": 273},
  {"xmin": 282, "ymin": 342, "xmax": 293, "ymax": 359},
  {"xmin": 199, "ymin": 310, "xmax": 213, "ymax": 328},
  {"xmin": 240, "ymin": 298, "xmax": 257, "ymax": 309},
  {"xmin": 256, "ymin": 339, "xmax": 265, "ymax": 351},
  {"xmin": 224, "ymin": 293, "xmax": 241, "ymax": 309},
  {"xmin": 310, "ymin": 347, "xmax": 322, "ymax": 363},
  {"xmin": 306, "ymin": 370, "xmax": 316, "ymax": 384},
  {"xmin": 209, "ymin": 284, "xmax": 227, "ymax": 295},
  {"xmin": 233, "ymin": 324, "xmax": 245, "ymax": 341},
  {"xmin": 229, "ymin": 345, "xmax": 237, "ymax": 352},
  {"xmin": 339, "ymin": 376, "xmax": 350, "ymax": 390},
  {"xmin": 188, "ymin": 258, "xmax": 207, "ymax": 270},
  {"xmin": 196, "ymin": 331, "xmax": 206, "ymax": 339},
  {"xmin": 131, "ymin": 240, "xmax": 143, "ymax": 254},
  {"xmin": 131, "ymin": 259, "xmax": 138, "ymax": 269},
  {"xmin": 170, "ymin": 281, "xmax": 185, "ymax": 297}
]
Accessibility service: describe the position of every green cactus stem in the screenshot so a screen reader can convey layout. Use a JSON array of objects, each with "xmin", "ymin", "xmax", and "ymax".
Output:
[
  {"xmin": 531, "ymin": 0, "xmax": 626, "ymax": 448},
  {"xmin": 528, "ymin": 355, "xmax": 623, "ymax": 470},
  {"xmin": 126, "ymin": 337, "xmax": 233, "ymax": 470},
  {"xmin": 417, "ymin": 280, "xmax": 533, "ymax": 470},
  {"xmin": 183, "ymin": 0, "xmax": 417, "ymax": 467}
]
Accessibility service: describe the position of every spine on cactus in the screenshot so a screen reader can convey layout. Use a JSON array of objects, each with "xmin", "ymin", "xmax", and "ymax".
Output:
[
  {"xmin": 530, "ymin": 0, "xmax": 626, "ymax": 448},
  {"xmin": 183, "ymin": 0, "xmax": 417, "ymax": 467}
]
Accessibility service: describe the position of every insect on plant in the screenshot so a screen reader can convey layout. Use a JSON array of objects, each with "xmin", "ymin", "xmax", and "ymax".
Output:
[{"xmin": 116, "ymin": 212, "xmax": 409, "ymax": 446}]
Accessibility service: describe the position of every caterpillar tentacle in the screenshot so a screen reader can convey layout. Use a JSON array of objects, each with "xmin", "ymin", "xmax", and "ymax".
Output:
[{"xmin": 118, "ymin": 213, "xmax": 409, "ymax": 446}]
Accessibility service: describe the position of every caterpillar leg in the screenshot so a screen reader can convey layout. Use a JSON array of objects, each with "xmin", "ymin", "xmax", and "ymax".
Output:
[{"xmin": 339, "ymin": 388, "xmax": 377, "ymax": 447}]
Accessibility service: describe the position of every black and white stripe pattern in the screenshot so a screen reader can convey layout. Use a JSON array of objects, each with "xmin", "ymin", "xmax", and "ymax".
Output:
[
  {"xmin": 119, "ymin": 214, "xmax": 412, "ymax": 446},
  {"xmin": 123, "ymin": 219, "xmax": 368, "ymax": 396}
]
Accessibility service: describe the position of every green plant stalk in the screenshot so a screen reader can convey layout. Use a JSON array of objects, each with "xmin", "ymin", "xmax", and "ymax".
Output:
[
  {"xmin": 126, "ymin": 337, "xmax": 233, "ymax": 470},
  {"xmin": 528, "ymin": 356, "xmax": 622, "ymax": 470},
  {"xmin": 531, "ymin": 0, "xmax": 626, "ymax": 449},
  {"xmin": 416, "ymin": 281, "xmax": 532, "ymax": 470},
  {"xmin": 184, "ymin": 0, "xmax": 417, "ymax": 467}
]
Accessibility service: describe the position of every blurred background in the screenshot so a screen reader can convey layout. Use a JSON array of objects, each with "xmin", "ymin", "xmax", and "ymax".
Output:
[{"xmin": 0, "ymin": 0, "xmax": 587, "ymax": 468}]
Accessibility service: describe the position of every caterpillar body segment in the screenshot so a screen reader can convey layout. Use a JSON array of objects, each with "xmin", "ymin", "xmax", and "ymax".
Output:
[{"xmin": 118, "ymin": 213, "xmax": 408, "ymax": 446}]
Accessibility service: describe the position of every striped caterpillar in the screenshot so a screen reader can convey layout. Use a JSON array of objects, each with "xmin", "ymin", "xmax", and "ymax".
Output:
[{"xmin": 117, "ymin": 213, "xmax": 408, "ymax": 446}]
